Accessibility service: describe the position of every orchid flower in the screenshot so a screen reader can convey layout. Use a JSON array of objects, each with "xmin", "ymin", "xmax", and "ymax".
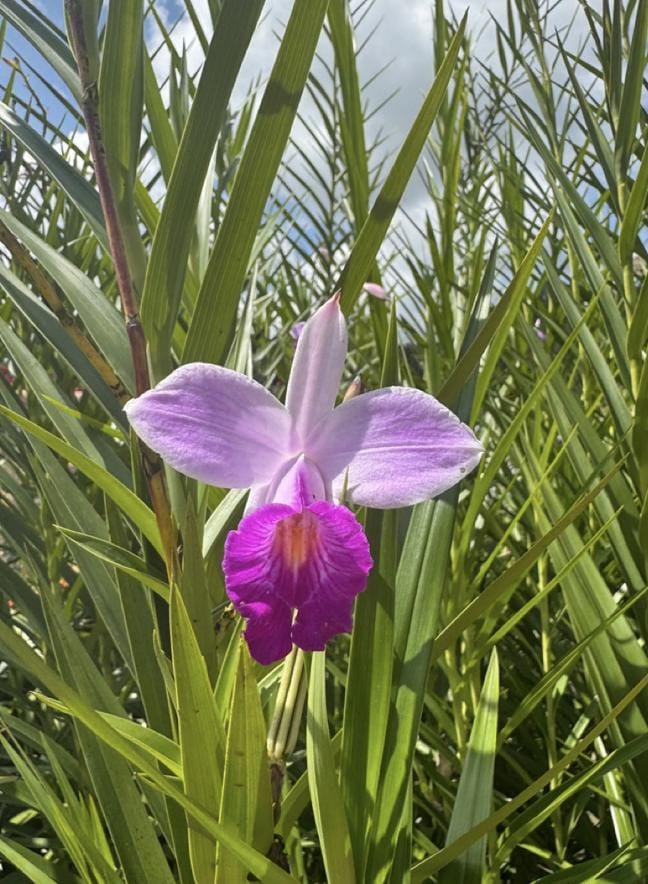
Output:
[{"xmin": 125, "ymin": 295, "xmax": 483, "ymax": 664}]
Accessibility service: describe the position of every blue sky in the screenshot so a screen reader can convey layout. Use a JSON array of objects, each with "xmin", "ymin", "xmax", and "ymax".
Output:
[{"xmin": 1, "ymin": 0, "xmax": 586, "ymax": 229}]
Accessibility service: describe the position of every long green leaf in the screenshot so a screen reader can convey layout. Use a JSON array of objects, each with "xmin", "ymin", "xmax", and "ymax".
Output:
[
  {"xmin": 0, "ymin": 102, "xmax": 107, "ymax": 246},
  {"xmin": 338, "ymin": 15, "xmax": 467, "ymax": 313},
  {"xmin": 439, "ymin": 650, "xmax": 499, "ymax": 884},
  {"xmin": 0, "ymin": 616, "xmax": 294, "ymax": 884},
  {"xmin": 141, "ymin": 0, "xmax": 266, "ymax": 363},
  {"xmin": 307, "ymin": 652, "xmax": 356, "ymax": 883},
  {"xmin": 183, "ymin": 0, "xmax": 329, "ymax": 364},
  {"xmin": 0, "ymin": 406, "xmax": 161, "ymax": 554}
]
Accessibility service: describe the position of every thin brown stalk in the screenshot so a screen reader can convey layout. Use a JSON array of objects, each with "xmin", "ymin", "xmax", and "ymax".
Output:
[{"xmin": 65, "ymin": 0, "xmax": 175, "ymax": 573}]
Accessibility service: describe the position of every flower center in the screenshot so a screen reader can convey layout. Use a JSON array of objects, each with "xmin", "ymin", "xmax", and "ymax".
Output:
[{"xmin": 273, "ymin": 509, "xmax": 320, "ymax": 571}]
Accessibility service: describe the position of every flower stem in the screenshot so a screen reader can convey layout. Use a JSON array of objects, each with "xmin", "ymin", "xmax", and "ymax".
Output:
[
  {"xmin": 266, "ymin": 647, "xmax": 307, "ymax": 821},
  {"xmin": 267, "ymin": 648, "xmax": 306, "ymax": 760}
]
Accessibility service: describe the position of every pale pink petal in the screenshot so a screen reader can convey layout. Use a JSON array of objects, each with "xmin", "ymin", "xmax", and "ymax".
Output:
[
  {"xmin": 125, "ymin": 363, "xmax": 293, "ymax": 488},
  {"xmin": 285, "ymin": 294, "xmax": 347, "ymax": 443},
  {"xmin": 245, "ymin": 455, "xmax": 327, "ymax": 514},
  {"xmin": 270, "ymin": 455, "xmax": 326, "ymax": 508},
  {"xmin": 308, "ymin": 387, "xmax": 483, "ymax": 508},
  {"xmin": 363, "ymin": 282, "xmax": 389, "ymax": 300}
]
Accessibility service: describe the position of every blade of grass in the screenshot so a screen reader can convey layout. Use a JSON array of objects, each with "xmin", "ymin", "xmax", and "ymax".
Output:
[
  {"xmin": 140, "ymin": 0, "xmax": 266, "ymax": 368},
  {"xmin": 338, "ymin": 16, "xmax": 467, "ymax": 314},
  {"xmin": 439, "ymin": 650, "xmax": 499, "ymax": 884}
]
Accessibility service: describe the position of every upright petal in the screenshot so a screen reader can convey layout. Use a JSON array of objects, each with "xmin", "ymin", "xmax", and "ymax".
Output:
[
  {"xmin": 125, "ymin": 363, "xmax": 293, "ymax": 488},
  {"xmin": 307, "ymin": 387, "xmax": 484, "ymax": 508},
  {"xmin": 285, "ymin": 294, "xmax": 347, "ymax": 442}
]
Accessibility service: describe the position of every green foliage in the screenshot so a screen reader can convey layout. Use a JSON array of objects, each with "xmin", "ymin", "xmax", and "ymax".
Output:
[{"xmin": 0, "ymin": 0, "xmax": 647, "ymax": 881}]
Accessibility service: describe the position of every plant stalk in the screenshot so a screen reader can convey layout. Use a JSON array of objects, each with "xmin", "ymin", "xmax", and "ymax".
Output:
[{"xmin": 65, "ymin": 0, "xmax": 175, "ymax": 575}]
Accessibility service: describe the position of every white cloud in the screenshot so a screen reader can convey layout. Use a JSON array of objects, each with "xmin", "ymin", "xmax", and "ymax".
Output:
[{"xmin": 143, "ymin": 0, "xmax": 585, "ymax": 282}]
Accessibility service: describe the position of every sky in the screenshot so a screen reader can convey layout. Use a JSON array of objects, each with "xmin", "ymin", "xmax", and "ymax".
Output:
[
  {"xmin": 6, "ymin": 3, "xmax": 476, "ymax": 186},
  {"xmin": 151, "ymin": 0, "xmax": 583, "ymax": 223},
  {"xmin": 12, "ymin": 1, "xmax": 585, "ymax": 160},
  {"xmin": 5, "ymin": 0, "xmax": 586, "ymax": 246},
  {"xmin": 156, "ymin": 1, "xmax": 499, "ymax": 152}
]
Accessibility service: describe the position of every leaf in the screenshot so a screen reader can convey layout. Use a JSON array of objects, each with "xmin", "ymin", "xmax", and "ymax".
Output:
[
  {"xmin": 179, "ymin": 498, "xmax": 218, "ymax": 678},
  {"xmin": 0, "ymin": 405, "xmax": 162, "ymax": 554},
  {"xmin": 498, "ymin": 734, "xmax": 648, "ymax": 859},
  {"xmin": 542, "ymin": 250, "xmax": 631, "ymax": 436},
  {"xmin": 58, "ymin": 527, "xmax": 169, "ymax": 600},
  {"xmin": 36, "ymin": 698, "xmax": 180, "ymax": 776},
  {"xmin": 519, "ymin": 447, "xmax": 648, "ymax": 754},
  {"xmin": 217, "ymin": 642, "xmax": 274, "ymax": 883},
  {"xmin": 0, "ymin": 616, "xmax": 295, "ymax": 883},
  {"xmin": 0, "ymin": 834, "xmax": 59, "ymax": 883},
  {"xmin": 98, "ymin": 0, "xmax": 147, "ymax": 291},
  {"xmin": 365, "ymin": 282, "xmax": 484, "ymax": 882},
  {"xmin": 183, "ymin": 0, "xmax": 329, "ymax": 365},
  {"xmin": 411, "ymin": 670, "xmax": 648, "ymax": 880},
  {"xmin": 170, "ymin": 588, "xmax": 224, "ymax": 883},
  {"xmin": 337, "ymin": 16, "xmax": 466, "ymax": 313},
  {"xmin": 439, "ymin": 650, "xmax": 499, "ymax": 884},
  {"xmin": 203, "ymin": 488, "xmax": 247, "ymax": 556},
  {"xmin": 37, "ymin": 593, "xmax": 175, "ymax": 884},
  {"xmin": 0, "ymin": 261, "xmax": 123, "ymax": 424},
  {"xmin": 327, "ymin": 0, "xmax": 370, "ymax": 228},
  {"xmin": 615, "ymin": 0, "xmax": 647, "ymax": 176},
  {"xmin": 627, "ymin": 267, "xmax": 648, "ymax": 359},
  {"xmin": 0, "ymin": 209, "xmax": 134, "ymax": 391},
  {"xmin": 620, "ymin": 140, "xmax": 648, "ymax": 264},
  {"xmin": 0, "ymin": 0, "xmax": 81, "ymax": 101},
  {"xmin": 441, "ymin": 214, "xmax": 551, "ymax": 408},
  {"xmin": 535, "ymin": 845, "xmax": 648, "ymax": 882},
  {"xmin": 0, "ymin": 735, "xmax": 122, "ymax": 883},
  {"xmin": 433, "ymin": 463, "xmax": 622, "ymax": 660},
  {"xmin": 553, "ymin": 188, "xmax": 629, "ymax": 384},
  {"xmin": 340, "ymin": 302, "xmax": 398, "ymax": 878},
  {"xmin": 307, "ymin": 652, "xmax": 357, "ymax": 883},
  {"xmin": 140, "ymin": 0, "xmax": 266, "ymax": 366},
  {"xmin": 0, "ymin": 102, "xmax": 107, "ymax": 247},
  {"xmin": 33, "ymin": 454, "xmax": 134, "ymax": 670},
  {"xmin": 0, "ymin": 318, "xmax": 130, "ymax": 481}
]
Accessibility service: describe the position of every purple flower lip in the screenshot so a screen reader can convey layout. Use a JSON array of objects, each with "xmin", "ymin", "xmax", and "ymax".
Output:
[
  {"xmin": 125, "ymin": 294, "xmax": 483, "ymax": 663},
  {"xmin": 224, "ymin": 496, "xmax": 372, "ymax": 665}
]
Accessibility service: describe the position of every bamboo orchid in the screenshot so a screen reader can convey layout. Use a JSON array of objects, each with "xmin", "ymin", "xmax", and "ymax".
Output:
[{"xmin": 125, "ymin": 295, "xmax": 483, "ymax": 664}]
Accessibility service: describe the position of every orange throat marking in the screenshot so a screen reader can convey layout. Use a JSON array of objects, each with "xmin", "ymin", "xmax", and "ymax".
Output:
[{"xmin": 274, "ymin": 510, "xmax": 320, "ymax": 570}]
